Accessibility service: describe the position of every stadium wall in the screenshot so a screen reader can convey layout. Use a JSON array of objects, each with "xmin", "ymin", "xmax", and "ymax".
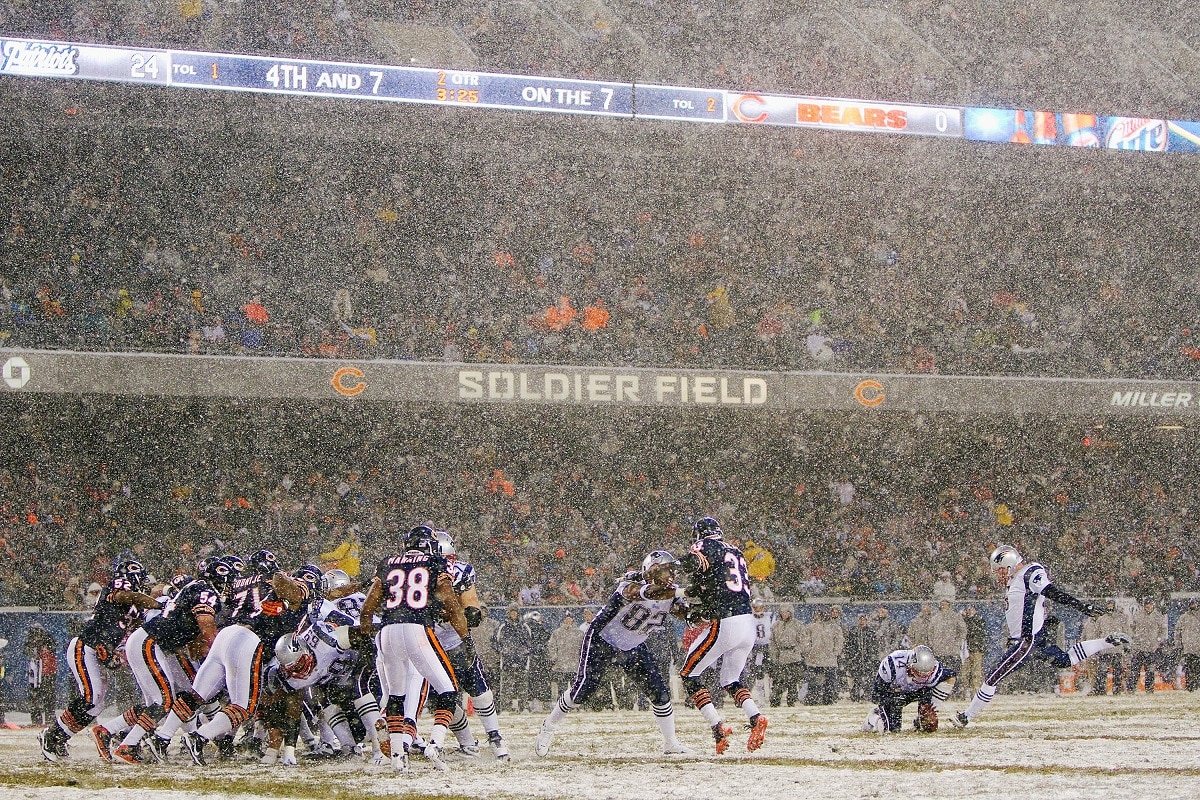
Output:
[{"xmin": 3, "ymin": 350, "xmax": 1199, "ymax": 417}]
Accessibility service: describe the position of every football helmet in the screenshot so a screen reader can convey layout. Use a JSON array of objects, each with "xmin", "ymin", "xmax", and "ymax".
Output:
[
  {"xmin": 908, "ymin": 646, "xmax": 939, "ymax": 684},
  {"xmin": 989, "ymin": 545, "xmax": 1021, "ymax": 582},
  {"xmin": 274, "ymin": 633, "xmax": 316, "ymax": 680},
  {"xmin": 165, "ymin": 573, "xmax": 193, "ymax": 599},
  {"xmin": 248, "ymin": 549, "xmax": 280, "ymax": 576},
  {"xmin": 293, "ymin": 564, "xmax": 323, "ymax": 597},
  {"xmin": 223, "ymin": 554, "xmax": 246, "ymax": 576},
  {"xmin": 199, "ymin": 558, "xmax": 234, "ymax": 592},
  {"xmin": 320, "ymin": 569, "xmax": 352, "ymax": 595},
  {"xmin": 115, "ymin": 559, "xmax": 150, "ymax": 593},
  {"xmin": 404, "ymin": 525, "xmax": 437, "ymax": 555},
  {"xmin": 641, "ymin": 550, "xmax": 680, "ymax": 586},
  {"xmin": 433, "ymin": 530, "xmax": 456, "ymax": 560},
  {"xmin": 692, "ymin": 516, "xmax": 723, "ymax": 542}
]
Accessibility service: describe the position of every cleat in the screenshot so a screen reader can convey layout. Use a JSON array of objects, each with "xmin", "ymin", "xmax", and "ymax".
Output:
[
  {"xmin": 746, "ymin": 715, "xmax": 768, "ymax": 752},
  {"xmin": 142, "ymin": 734, "xmax": 169, "ymax": 764},
  {"xmin": 260, "ymin": 748, "xmax": 279, "ymax": 766},
  {"xmin": 534, "ymin": 722, "xmax": 556, "ymax": 757},
  {"xmin": 456, "ymin": 741, "xmax": 480, "ymax": 757},
  {"xmin": 713, "ymin": 723, "xmax": 733, "ymax": 755},
  {"xmin": 113, "ymin": 744, "xmax": 143, "ymax": 765},
  {"xmin": 183, "ymin": 731, "xmax": 209, "ymax": 766},
  {"xmin": 92, "ymin": 726, "xmax": 113, "ymax": 762},
  {"xmin": 423, "ymin": 743, "xmax": 447, "ymax": 771},
  {"xmin": 215, "ymin": 735, "xmax": 235, "ymax": 761},
  {"xmin": 39, "ymin": 727, "xmax": 69, "ymax": 763},
  {"xmin": 1106, "ymin": 632, "xmax": 1131, "ymax": 648},
  {"xmin": 663, "ymin": 740, "xmax": 692, "ymax": 754},
  {"xmin": 305, "ymin": 740, "xmax": 338, "ymax": 759},
  {"xmin": 391, "ymin": 750, "xmax": 409, "ymax": 772},
  {"xmin": 280, "ymin": 747, "xmax": 298, "ymax": 767},
  {"xmin": 487, "ymin": 731, "xmax": 510, "ymax": 760},
  {"xmin": 950, "ymin": 712, "xmax": 969, "ymax": 729}
]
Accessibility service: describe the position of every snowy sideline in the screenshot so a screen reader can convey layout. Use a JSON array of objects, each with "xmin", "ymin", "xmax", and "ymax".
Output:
[{"xmin": 3, "ymin": 693, "xmax": 1199, "ymax": 800}]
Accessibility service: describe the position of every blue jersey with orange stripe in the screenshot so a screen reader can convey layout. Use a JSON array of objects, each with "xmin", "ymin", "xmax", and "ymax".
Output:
[
  {"xmin": 142, "ymin": 579, "xmax": 223, "ymax": 651},
  {"xmin": 679, "ymin": 536, "xmax": 753, "ymax": 620},
  {"xmin": 229, "ymin": 572, "xmax": 300, "ymax": 644},
  {"xmin": 374, "ymin": 549, "xmax": 451, "ymax": 627},
  {"xmin": 79, "ymin": 575, "xmax": 143, "ymax": 654}
]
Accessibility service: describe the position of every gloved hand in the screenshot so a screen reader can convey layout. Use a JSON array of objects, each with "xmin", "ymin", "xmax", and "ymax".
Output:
[{"xmin": 1081, "ymin": 603, "xmax": 1103, "ymax": 618}]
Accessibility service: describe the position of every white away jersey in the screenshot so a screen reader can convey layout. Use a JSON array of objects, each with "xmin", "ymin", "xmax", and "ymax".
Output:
[
  {"xmin": 878, "ymin": 648, "xmax": 948, "ymax": 692},
  {"xmin": 1005, "ymin": 562, "xmax": 1052, "ymax": 640},
  {"xmin": 276, "ymin": 616, "xmax": 357, "ymax": 691},
  {"xmin": 594, "ymin": 578, "xmax": 677, "ymax": 652}
]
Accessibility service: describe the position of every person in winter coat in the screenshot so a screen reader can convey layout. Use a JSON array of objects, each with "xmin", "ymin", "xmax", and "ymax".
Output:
[
  {"xmin": 873, "ymin": 606, "xmax": 904, "ymax": 661},
  {"xmin": 929, "ymin": 600, "xmax": 968, "ymax": 677},
  {"xmin": 1174, "ymin": 600, "xmax": 1200, "ymax": 691},
  {"xmin": 769, "ymin": 604, "xmax": 807, "ymax": 706},
  {"xmin": 546, "ymin": 613, "xmax": 584, "ymax": 702},
  {"xmin": 1129, "ymin": 597, "xmax": 1168, "ymax": 693},
  {"xmin": 843, "ymin": 614, "xmax": 879, "ymax": 702},
  {"xmin": 493, "ymin": 605, "xmax": 533, "ymax": 711},
  {"xmin": 805, "ymin": 609, "xmax": 844, "ymax": 705}
]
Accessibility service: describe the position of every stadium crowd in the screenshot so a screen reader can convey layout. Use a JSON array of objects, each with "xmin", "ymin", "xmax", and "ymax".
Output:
[
  {"xmin": 0, "ymin": 397, "xmax": 1194, "ymax": 611},
  {"xmin": 3, "ymin": 85, "xmax": 1199, "ymax": 380}
]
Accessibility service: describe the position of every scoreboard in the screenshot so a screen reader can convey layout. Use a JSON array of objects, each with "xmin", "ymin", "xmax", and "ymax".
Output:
[{"xmin": 2, "ymin": 37, "xmax": 1197, "ymax": 152}]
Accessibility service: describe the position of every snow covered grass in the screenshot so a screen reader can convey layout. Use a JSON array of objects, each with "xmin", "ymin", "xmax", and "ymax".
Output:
[{"xmin": 4, "ymin": 692, "xmax": 1199, "ymax": 800}]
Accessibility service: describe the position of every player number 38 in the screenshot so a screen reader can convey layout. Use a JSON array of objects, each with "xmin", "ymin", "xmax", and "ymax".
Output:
[{"xmin": 384, "ymin": 565, "xmax": 431, "ymax": 610}]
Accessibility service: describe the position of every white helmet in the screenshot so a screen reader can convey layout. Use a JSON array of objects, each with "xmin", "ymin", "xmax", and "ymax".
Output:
[
  {"xmin": 989, "ymin": 545, "xmax": 1021, "ymax": 573},
  {"xmin": 275, "ymin": 633, "xmax": 316, "ymax": 680},
  {"xmin": 320, "ymin": 569, "xmax": 352, "ymax": 595},
  {"xmin": 907, "ymin": 645, "xmax": 939, "ymax": 684},
  {"xmin": 433, "ymin": 530, "xmax": 456, "ymax": 559},
  {"xmin": 641, "ymin": 550, "xmax": 680, "ymax": 586}
]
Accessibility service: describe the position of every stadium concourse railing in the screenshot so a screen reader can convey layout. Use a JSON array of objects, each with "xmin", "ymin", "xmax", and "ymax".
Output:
[
  {"xmin": 3, "ymin": 349, "xmax": 1200, "ymax": 418},
  {"xmin": 2, "ymin": 597, "xmax": 1195, "ymax": 713}
]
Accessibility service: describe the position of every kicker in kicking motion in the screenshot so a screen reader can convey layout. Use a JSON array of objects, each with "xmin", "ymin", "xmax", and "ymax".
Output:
[{"xmin": 952, "ymin": 545, "xmax": 1130, "ymax": 728}]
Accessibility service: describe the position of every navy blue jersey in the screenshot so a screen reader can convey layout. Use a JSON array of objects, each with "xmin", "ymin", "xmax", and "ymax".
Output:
[
  {"xmin": 374, "ymin": 550, "xmax": 450, "ymax": 627},
  {"xmin": 228, "ymin": 572, "xmax": 301, "ymax": 644},
  {"xmin": 142, "ymin": 579, "xmax": 223, "ymax": 651},
  {"xmin": 80, "ymin": 574, "xmax": 144, "ymax": 654},
  {"xmin": 679, "ymin": 536, "xmax": 752, "ymax": 620}
]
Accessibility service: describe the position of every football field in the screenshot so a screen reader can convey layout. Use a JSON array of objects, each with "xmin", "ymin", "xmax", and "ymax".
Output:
[{"xmin": 3, "ymin": 693, "xmax": 1199, "ymax": 800}]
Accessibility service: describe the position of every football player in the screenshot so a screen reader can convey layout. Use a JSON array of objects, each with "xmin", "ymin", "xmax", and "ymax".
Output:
[
  {"xmin": 39, "ymin": 558, "xmax": 159, "ymax": 763},
  {"xmin": 535, "ymin": 550, "xmax": 690, "ymax": 757},
  {"xmin": 314, "ymin": 568, "xmax": 389, "ymax": 763},
  {"xmin": 150, "ymin": 549, "xmax": 310, "ymax": 765},
  {"xmin": 675, "ymin": 517, "xmax": 768, "ymax": 754},
  {"xmin": 257, "ymin": 614, "xmax": 357, "ymax": 766},
  {"xmin": 99, "ymin": 563, "xmax": 228, "ymax": 764},
  {"xmin": 404, "ymin": 530, "xmax": 510, "ymax": 761},
  {"xmin": 359, "ymin": 525, "xmax": 468, "ymax": 772},
  {"xmin": 952, "ymin": 545, "xmax": 1130, "ymax": 728},
  {"xmin": 863, "ymin": 646, "xmax": 956, "ymax": 733}
]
